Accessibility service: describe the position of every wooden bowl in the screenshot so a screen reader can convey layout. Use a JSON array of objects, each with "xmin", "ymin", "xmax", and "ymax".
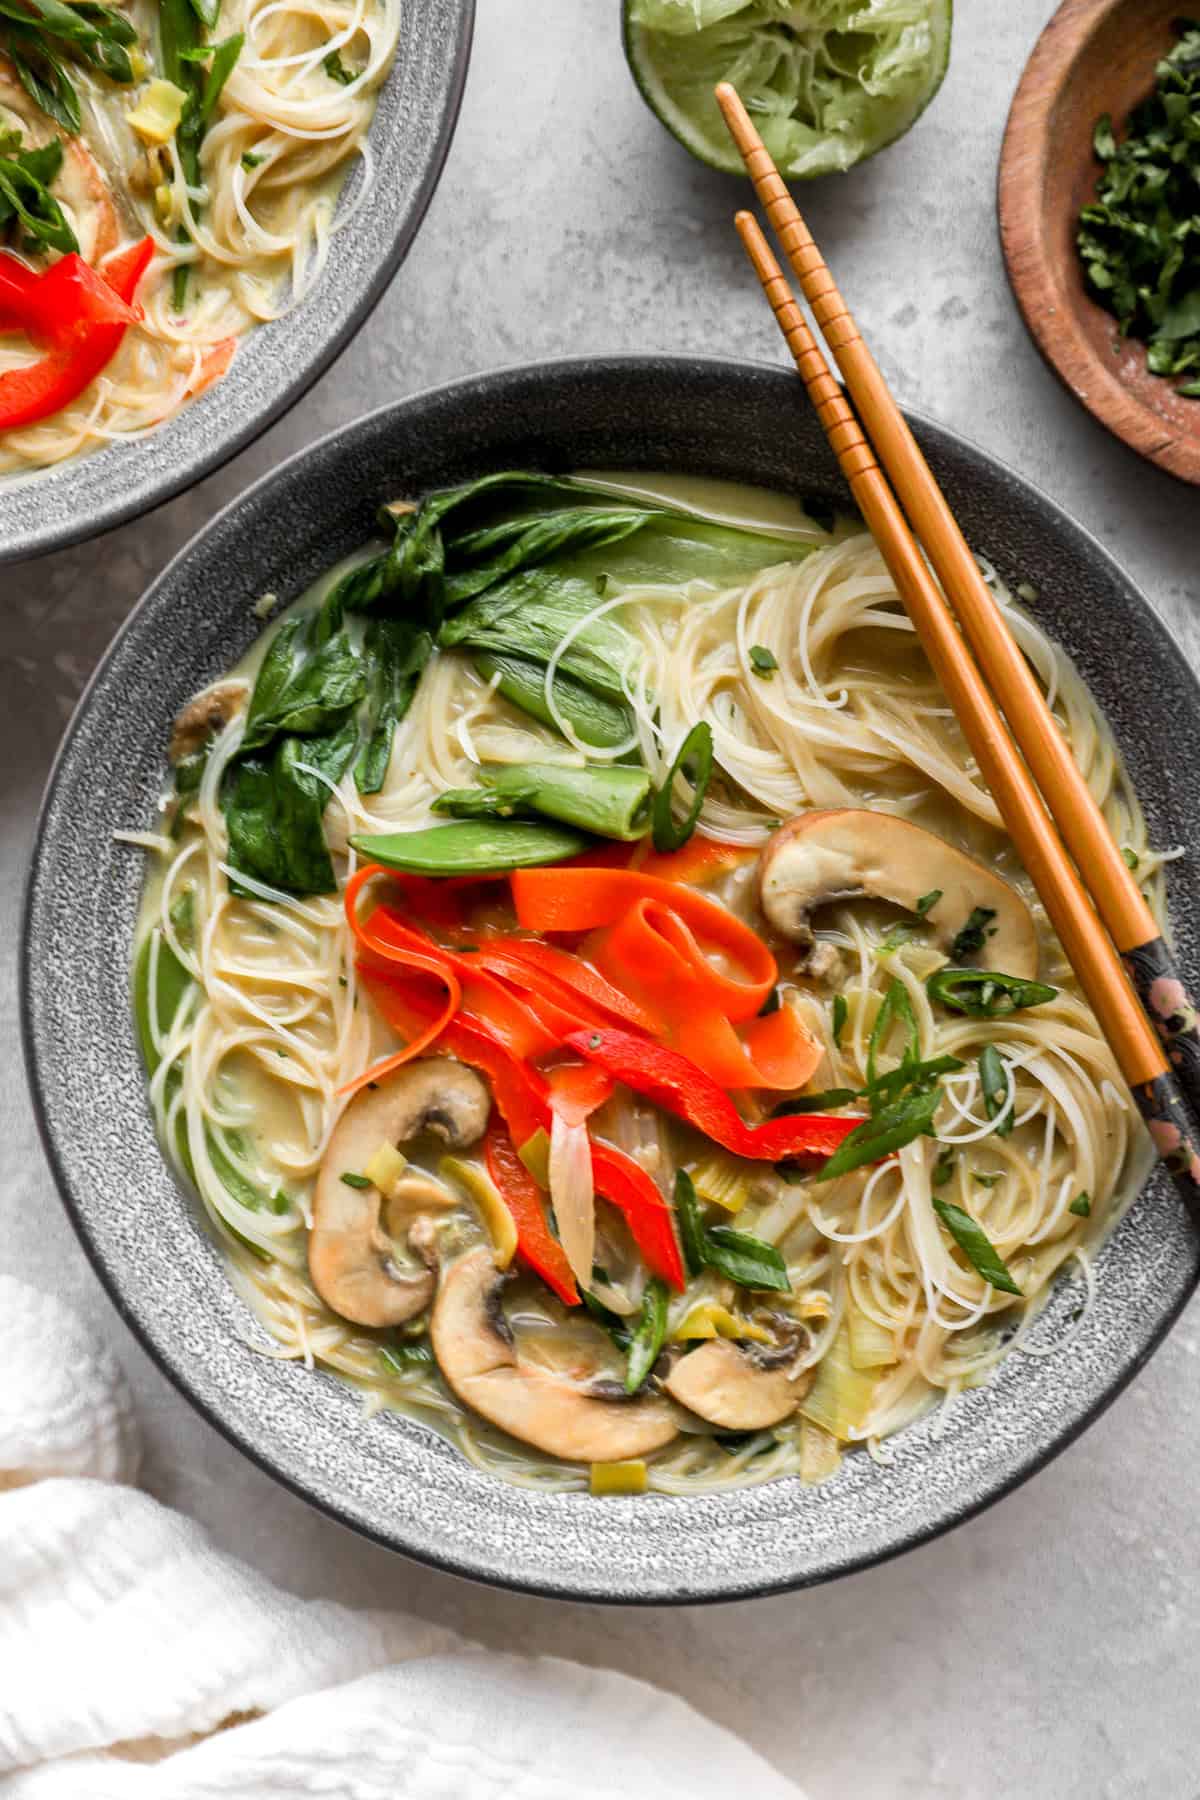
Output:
[{"xmin": 998, "ymin": 0, "xmax": 1200, "ymax": 484}]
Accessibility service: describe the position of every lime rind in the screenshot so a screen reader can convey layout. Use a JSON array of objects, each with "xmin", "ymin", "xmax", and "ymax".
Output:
[{"xmin": 624, "ymin": 0, "xmax": 953, "ymax": 179}]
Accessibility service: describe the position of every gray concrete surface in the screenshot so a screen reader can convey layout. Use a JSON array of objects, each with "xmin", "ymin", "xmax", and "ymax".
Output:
[{"xmin": 4, "ymin": 4, "xmax": 1198, "ymax": 1795}]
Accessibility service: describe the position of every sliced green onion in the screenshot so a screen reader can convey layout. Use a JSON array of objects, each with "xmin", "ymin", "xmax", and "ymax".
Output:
[
  {"xmin": 652, "ymin": 720, "xmax": 713, "ymax": 852},
  {"xmin": 978, "ymin": 1044, "xmax": 1014, "ymax": 1137},
  {"xmin": 815, "ymin": 1086, "xmax": 941, "ymax": 1183},
  {"xmin": 931, "ymin": 1198, "xmax": 1022, "ymax": 1295},
  {"xmin": 673, "ymin": 1168, "xmax": 708, "ymax": 1277},
  {"xmin": 624, "ymin": 1277, "xmax": 669, "ymax": 1393}
]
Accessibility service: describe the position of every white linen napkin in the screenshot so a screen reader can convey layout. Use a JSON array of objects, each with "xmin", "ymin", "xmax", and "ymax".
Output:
[{"xmin": 0, "ymin": 1276, "xmax": 804, "ymax": 1800}]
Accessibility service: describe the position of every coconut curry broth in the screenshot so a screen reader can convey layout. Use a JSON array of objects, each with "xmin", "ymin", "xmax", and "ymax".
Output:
[{"xmin": 130, "ymin": 472, "xmax": 1155, "ymax": 1492}]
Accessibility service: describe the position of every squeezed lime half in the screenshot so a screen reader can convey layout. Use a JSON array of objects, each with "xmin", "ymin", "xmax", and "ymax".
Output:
[{"xmin": 624, "ymin": 0, "xmax": 953, "ymax": 179}]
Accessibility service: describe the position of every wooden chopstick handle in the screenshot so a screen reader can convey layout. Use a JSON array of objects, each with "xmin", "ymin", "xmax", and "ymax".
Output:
[
  {"xmin": 738, "ymin": 214, "xmax": 876, "ymax": 481},
  {"xmin": 718, "ymin": 85, "xmax": 1175, "ymax": 950},
  {"xmin": 733, "ymin": 212, "xmax": 1200, "ymax": 1212}
]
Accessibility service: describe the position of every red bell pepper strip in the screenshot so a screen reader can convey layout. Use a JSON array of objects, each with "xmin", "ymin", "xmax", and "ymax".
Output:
[
  {"xmin": 357, "ymin": 966, "xmax": 681, "ymax": 1290},
  {"xmin": 565, "ymin": 1027, "xmax": 862, "ymax": 1164},
  {"xmin": 0, "ymin": 237, "xmax": 153, "ymax": 432},
  {"xmin": 0, "ymin": 252, "xmax": 140, "ymax": 341},
  {"xmin": 485, "ymin": 1117, "xmax": 579, "ymax": 1306},
  {"xmin": 512, "ymin": 867, "xmax": 822, "ymax": 1091},
  {"xmin": 590, "ymin": 1141, "xmax": 685, "ymax": 1291},
  {"xmin": 546, "ymin": 1060, "xmax": 614, "ymax": 1125},
  {"xmin": 0, "ymin": 255, "xmax": 38, "ymax": 334}
]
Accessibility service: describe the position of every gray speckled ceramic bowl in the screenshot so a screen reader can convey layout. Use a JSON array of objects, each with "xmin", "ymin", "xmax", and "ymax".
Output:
[
  {"xmin": 0, "ymin": 0, "xmax": 473, "ymax": 566},
  {"xmin": 22, "ymin": 358, "xmax": 1200, "ymax": 1601}
]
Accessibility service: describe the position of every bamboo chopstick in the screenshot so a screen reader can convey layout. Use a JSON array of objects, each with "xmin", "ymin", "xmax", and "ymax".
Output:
[
  {"xmin": 730, "ymin": 204, "xmax": 1200, "ymax": 1212},
  {"xmin": 715, "ymin": 78, "xmax": 1200, "ymax": 1135}
]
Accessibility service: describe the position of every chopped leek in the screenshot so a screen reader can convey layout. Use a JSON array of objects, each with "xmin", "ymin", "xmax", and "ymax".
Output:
[
  {"xmin": 126, "ymin": 78, "xmax": 188, "ymax": 143},
  {"xmin": 798, "ymin": 1420, "xmax": 842, "ymax": 1485},
  {"xmin": 846, "ymin": 1305, "xmax": 897, "ymax": 1370},
  {"xmin": 518, "ymin": 1126, "xmax": 550, "ymax": 1188},
  {"xmin": 669, "ymin": 1302, "xmax": 772, "ymax": 1344},
  {"xmin": 364, "ymin": 1142, "xmax": 407, "ymax": 1196},
  {"xmin": 799, "ymin": 1325, "xmax": 878, "ymax": 1442},
  {"xmin": 689, "ymin": 1151, "xmax": 754, "ymax": 1215},
  {"xmin": 441, "ymin": 1156, "xmax": 518, "ymax": 1268},
  {"xmin": 590, "ymin": 1459, "xmax": 648, "ymax": 1495}
]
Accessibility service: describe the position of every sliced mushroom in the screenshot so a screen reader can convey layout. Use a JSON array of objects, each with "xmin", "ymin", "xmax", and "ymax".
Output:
[
  {"xmin": 169, "ymin": 682, "xmax": 248, "ymax": 764},
  {"xmin": 309, "ymin": 1059, "xmax": 490, "ymax": 1328},
  {"xmin": 0, "ymin": 61, "xmax": 118, "ymax": 265},
  {"xmin": 431, "ymin": 1247, "xmax": 678, "ymax": 1463},
  {"xmin": 758, "ymin": 808, "xmax": 1039, "ymax": 981},
  {"xmin": 664, "ymin": 1339, "xmax": 811, "ymax": 1430}
]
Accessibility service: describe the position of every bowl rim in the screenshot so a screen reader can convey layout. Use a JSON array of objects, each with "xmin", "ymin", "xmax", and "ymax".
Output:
[
  {"xmin": 997, "ymin": 0, "xmax": 1200, "ymax": 486},
  {"xmin": 0, "ymin": 0, "xmax": 476, "ymax": 565},
  {"xmin": 20, "ymin": 352, "xmax": 1200, "ymax": 1602}
]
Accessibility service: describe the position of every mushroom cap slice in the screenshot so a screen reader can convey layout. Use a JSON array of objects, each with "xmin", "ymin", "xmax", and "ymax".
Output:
[
  {"xmin": 309, "ymin": 1059, "xmax": 490, "ymax": 1328},
  {"xmin": 664, "ymin": 1339, "xmax": 810, "ymax": 1430},
  {"xmin": 758, "ymin": 808, "xmax": 1040, "ymax": 982},
  {"xmin": 431, "ymin": 1248, "xmax": 678, "ymax": 1463}
]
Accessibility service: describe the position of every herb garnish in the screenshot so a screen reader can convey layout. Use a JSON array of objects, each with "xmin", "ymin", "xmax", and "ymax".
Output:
[
  {"xmin": 652, "ymin": 720, "xmax": 713, "ymax": 853},
  {"xmin": 1076, "ymin": 20, "xmax": 1200, "ymax": 394},
  {"xmin": 323, "ymin": 48, "xmax": 357, "ymax": 83},
  {"xmin": 950, "ymin": 905, "xmax": 997, "ymax": 960},
  {"xmin": 748, "ymin": 644, "xmax": 778, "ymax": 678},
  {"xmin": 1069, "ymin": 1192, "xmax": 1092, "ymax": 1218},
  {"xmin": 916, "ymin": 888, "xmax": 942, "ymax": 917},
  {"xmin": 340, "ymin": 1171, "xmax": 372, "ymax": 1189},
  {"xmin": 673, "ymin": 1171, "xmax": 791, "ymax": 1293},
  {"xmin": 831, "ymin": 993, "xmax": 848, "ymax": 1046}
]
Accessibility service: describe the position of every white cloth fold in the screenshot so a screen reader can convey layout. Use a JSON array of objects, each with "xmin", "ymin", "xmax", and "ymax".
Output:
[{"xmin": 0, "ymin": 1279, "xmax": 804, "ymax": 1800}]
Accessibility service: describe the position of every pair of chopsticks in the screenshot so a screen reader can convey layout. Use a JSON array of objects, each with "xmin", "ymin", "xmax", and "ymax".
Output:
[{"xmin": 714, "ymin": 83, "xmax": 1200, "ymax": 1216}]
